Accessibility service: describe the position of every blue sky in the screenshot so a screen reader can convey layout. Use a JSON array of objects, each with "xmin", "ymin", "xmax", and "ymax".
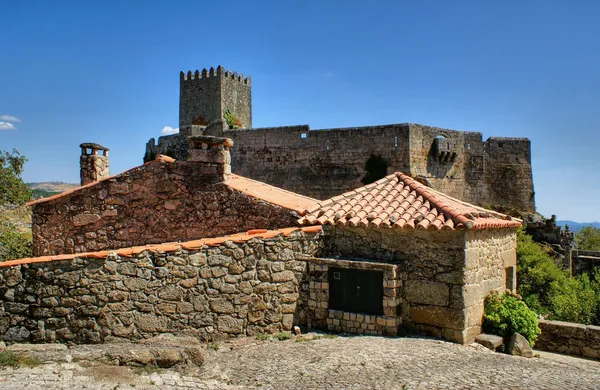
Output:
[{"xmin": 1, "ymin": 0, "xmax": 599, "ymax": 222}]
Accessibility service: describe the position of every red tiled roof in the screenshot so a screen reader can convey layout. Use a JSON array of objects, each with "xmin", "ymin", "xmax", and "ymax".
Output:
[
  {"xmin": 227, "ymin": 174, "xmax": 317, "ymax": 215},
  {"xmin": 0, "ymin": 226, "xmax": 323, "ymax": 268},
  {"xmin": 298, "ymin": 172, "xmax": 521, "ymax": 230}
]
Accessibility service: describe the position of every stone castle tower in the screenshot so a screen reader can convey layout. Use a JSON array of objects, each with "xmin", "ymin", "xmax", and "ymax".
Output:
[
  {"xmin": 179, "ymin": 66, "xmax": 252, "ymax": 129},
  {"xmin": 80, "ymin": 143, "xmax": 109, "ymax": 185}
]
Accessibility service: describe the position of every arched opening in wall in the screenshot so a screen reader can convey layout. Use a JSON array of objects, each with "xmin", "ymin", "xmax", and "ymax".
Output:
[{"xmin": 361, "ymin": 154, "xmax": 389, "ymax": 185}]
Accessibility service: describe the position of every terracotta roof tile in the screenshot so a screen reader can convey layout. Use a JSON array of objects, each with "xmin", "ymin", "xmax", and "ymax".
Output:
[
  {"xmin": 0, "ymin": 226, "xmax": 323, "ymax": 268},
  {"xmin": 298, "ymin": 172, "xmax": 522, "ymax": 231},
  {"xmin": 226, "ymin": 174, "xmax": 317, "ymax": 215}
]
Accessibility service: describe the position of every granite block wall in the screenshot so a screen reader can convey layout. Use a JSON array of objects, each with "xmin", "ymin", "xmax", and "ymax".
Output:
[
  {"xmin": 0, "ymin": 230, "xmax": 322, "ymax": 344},
  {"xmin": 536, "ymin": 320, "xmax": 600, "ymax": 359},
  {"xmin": 320, "ymin": 225, "xmax": 517, "ymax": 344},
  {"xmin": 31, "ymin": 160, "xmax": 299, "ymax": 256}
]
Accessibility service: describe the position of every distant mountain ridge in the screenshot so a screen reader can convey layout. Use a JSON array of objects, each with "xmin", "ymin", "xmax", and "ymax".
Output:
[
  {"xmin": 27, "ymin": 182, "xmax": 78, "ymax": 200},
  {"xmin": 27, "ymin": 182, "xmax": 78, "ymax": 193},
  {"xmin": 557, "ymin": 220, "xmax": 600, "ymax": 232}
]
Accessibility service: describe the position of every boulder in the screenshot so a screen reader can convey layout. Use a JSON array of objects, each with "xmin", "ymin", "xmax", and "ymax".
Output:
[
  {"xmin": 474, "ymin": 333, "xmax": 504, "ymax": 351},
  {"xmin": 507, "ymin": 333, "xmax": 534, "ymax": 358}
]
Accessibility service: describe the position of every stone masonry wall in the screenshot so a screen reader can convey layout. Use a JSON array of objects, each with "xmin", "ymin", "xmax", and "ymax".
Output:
[
  {"xmin": 0, "ymin": 230, "xmax": 322, "ymax": 344},
  {"xmin": 536, "ymin": 320, "xmax": 600, "ymax": 359},
  {"xmin": 321, "ymin": 226, "xmax": 516, "ymax": 344},
  {"xmin": 31, "ymin": 160, "xmax": 299, "ymax": 256},
  {"xmin": 571, "ymin": 250, "xmax": 600, "ymax": 277},
  {"xmin": 80, "ymin": 155, "xmax": 109, "ymax": 186},
  {"xmin": 463, "ymin": 229, "xmax": 517, "ymax": 341},
  {"xmin": 145, "ymin": 123, "xmax": 534, "ymax": 212}
]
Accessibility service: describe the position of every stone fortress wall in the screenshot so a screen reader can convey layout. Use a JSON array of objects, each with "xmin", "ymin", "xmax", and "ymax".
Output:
[
  {"xmin": 147, "ymin": 123, "xmax": 535, "ymax": 212},
  {"xmin": 147, "ymin": 66, "xmax": 535, "ymax": 213}
]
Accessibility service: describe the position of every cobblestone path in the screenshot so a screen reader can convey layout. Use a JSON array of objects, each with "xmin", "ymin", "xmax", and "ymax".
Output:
[{"xmin": 0, "ymin": 335, "xmax": 598, "ymax": 389}]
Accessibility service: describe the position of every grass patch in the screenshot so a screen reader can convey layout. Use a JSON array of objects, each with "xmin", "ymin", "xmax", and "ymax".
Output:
[
  {"xmin": 207, "ymin": 343, "xmax": 219, "ymax": 351},
  {"xmin": 133, "ymin": 364, "xmax": 163, "ymax": 375},
  {"xmin": 255, "ymin": 334, "xmax": 271, "ymax": 341},
  {"xmin": 0, "ymin": 351, "xmax": 42, "ymax": 368},
  {"xmin": 275, "ymin": 332, "xmax": 292, "ymax": 341}
]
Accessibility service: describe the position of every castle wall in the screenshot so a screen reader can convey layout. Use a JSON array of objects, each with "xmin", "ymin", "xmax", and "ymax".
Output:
[
  {"xmin": 227, "ymin": 124, "xmax": 412, "ymax": 200},
  {"xmin": 484, "ymin": 137, "xmax": 535, "ymax": 211},
  {"xmin": 221, "ymin": 74, "xmax": 252, "ymax": 129},
  {"xmin": 31, "ymin": 161, "xmax": 300, "ymax": 256},
  {"xmin": 179, "ymin": 71, "xmax": 222, "ymax": 128},
  {"xmin": 145, "ymin": 123, "xmax": 535, "ymax": 212}
]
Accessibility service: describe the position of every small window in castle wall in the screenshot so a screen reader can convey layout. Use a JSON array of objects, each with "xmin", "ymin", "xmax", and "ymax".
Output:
[
  {"xmin": 466, "ymin": 143, "xmax": 471, "ymax": 150},
  {"xmin": 394, "ymin": 136, "xmax": 398, "ymax": 148},
  {"xmin": 301, "ymin": 133, "xmax": 307, "ymax": 139},
  {"xmin": 326, "ymin": 140, "xmax": 330, "ymax": 150}
]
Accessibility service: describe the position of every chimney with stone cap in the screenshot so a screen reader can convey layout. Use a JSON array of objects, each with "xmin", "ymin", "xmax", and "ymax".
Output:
[
  {"xmin": 80, "ymin": 143, "xmax": 110, "ymax": 185},
  {"xmin": 187, "ymin": 135, "xmax": 232, "ymax": 182}
]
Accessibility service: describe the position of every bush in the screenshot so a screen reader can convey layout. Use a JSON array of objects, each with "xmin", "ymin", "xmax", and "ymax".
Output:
[
  {"xmin": 517, "ymin": 227, "xmax": 600, "ymax": 325},
  {"xmin": 0, "ymin": 149, "xmax": 32, "ymax": 206},
  {"xmin": 482, "ymin": 291, "xmax": 541, "ymax": 347},
  {"xmin": 575, "ymin": 226, "xmax": 600, "ymax": 251},
  {"xmin": 0, "ymin": 220, "xmax": 32, "ymax": 261}
]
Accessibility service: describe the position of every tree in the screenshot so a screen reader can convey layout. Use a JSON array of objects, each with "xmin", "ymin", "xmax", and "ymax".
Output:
[
  {"xmin": 0, "ymin": 149, "xmax": 32, "ymax": 205},
  {"xmin": 575, "ymin": 226, "xmax": 600, "ymax": 251}
]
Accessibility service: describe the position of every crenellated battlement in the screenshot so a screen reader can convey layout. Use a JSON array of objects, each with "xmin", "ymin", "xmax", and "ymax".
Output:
[{"xmin": 180, "ymin": 65, "xmax": 251, "ymax": 85}]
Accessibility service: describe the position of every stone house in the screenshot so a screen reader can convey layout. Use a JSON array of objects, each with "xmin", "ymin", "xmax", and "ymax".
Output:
[
  {"xmin": 0, "ymin": 136, "xmax": 521, "ymax": 345},
  {"xmin": 298, "ymin": 172, "xmax": 521, "ymax": 343},
  {"xmin": 28, "ymin": 136, "xmax": 316, "ymax": 256}
]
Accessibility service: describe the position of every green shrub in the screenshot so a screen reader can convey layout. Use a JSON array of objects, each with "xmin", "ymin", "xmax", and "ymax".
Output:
[
  {"xmin": 0, "ymin": 351, "xmax": 42, "ymax": 368},
  {"xmin": 516, "ymin": 227, "xmax": 600, "ymax": 325},
  {"xmin": 482, "ymin": 291, "xmax": 541, "ymax": 347},
  {"xmin": 275, "ymin": 332, "xmax": 292, "ymax": 341},
  {"xmin": 0, "ymin": 220, "xmax": 32, "ymax": 261},
  {"xmin": 575, "ymin": 226, "xmax": 600, "ymax": 251}
]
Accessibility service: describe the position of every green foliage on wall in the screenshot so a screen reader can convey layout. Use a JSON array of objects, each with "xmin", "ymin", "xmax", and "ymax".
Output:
[
  {"xmin": 575, "ymin": 226, "xmax": 600, "ymax": 251},
  {"xmin": 224, "ymin": 109, "xmax": 243, "ymax": 129},
  {"xmin": 482, "ymin": 290, "xmax": 541, "ymax": 346},
  {"xmin": 517, "ymin": 227, "xmax": 600, "ymax": 325}
]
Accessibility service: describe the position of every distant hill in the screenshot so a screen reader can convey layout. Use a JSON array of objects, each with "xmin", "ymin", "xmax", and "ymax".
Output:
[
  {"xmin": 27, "ymin": 182, "xmax": 78, "ymax": 200},
  {"xmin": 557, "ymin": 220, "xmax": 600, "ymax": 233}
]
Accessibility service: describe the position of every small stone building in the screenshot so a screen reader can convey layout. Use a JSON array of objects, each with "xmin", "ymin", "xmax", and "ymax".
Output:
[
  {"xmin": 298, "ymin": 172, "xmax": 521, "ymax": 343},
  {"xmin": 1, "ymin": 138, "xmax": 521, "ymax": 345},
  {"xmin": 28, "ymin": 136, "xmax": 316, "ymax": 256}
]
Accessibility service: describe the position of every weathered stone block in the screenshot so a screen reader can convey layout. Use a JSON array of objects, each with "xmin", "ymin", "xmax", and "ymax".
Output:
[
  {"xmin": 217, "ymin": 317, "xmax": 243, "ymax": 333},
  {"xmin": 405, "ymin": 280, "xmax": 449, "ymax": 306},
  {"xmin": 209, "ymin": 298, "xmax": 235, "ymax": 314},
  {"xmin": 410, "ymin": 306, "xmax": 466, "ymax": 329}
]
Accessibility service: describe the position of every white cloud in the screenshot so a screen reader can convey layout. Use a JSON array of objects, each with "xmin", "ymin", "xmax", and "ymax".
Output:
[
  {"xmin": 0, "ymin": 122, "xmax": 16, "ymax": 130},
  {"xmin": 161, "ymin": 126, "xmax": 179, "ymax": 135},
  {"xmin": 0, "ymin": 115, "xmax": 21, "ymax": 123}
]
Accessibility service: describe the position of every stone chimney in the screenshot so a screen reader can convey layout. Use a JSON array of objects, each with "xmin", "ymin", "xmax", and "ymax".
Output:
[
  {"xmin": 80, "ymin": 143, "xmax": 110, "ymax": 185},
  {"xmin": 187, "ymin": 135, "xmax": 232, "ymax": 182}
]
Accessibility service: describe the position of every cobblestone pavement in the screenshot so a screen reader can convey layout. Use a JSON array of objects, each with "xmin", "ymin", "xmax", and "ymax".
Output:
[{"xmin": 0, "ymin": 335, "xmax": 599, "ymax": 389}]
